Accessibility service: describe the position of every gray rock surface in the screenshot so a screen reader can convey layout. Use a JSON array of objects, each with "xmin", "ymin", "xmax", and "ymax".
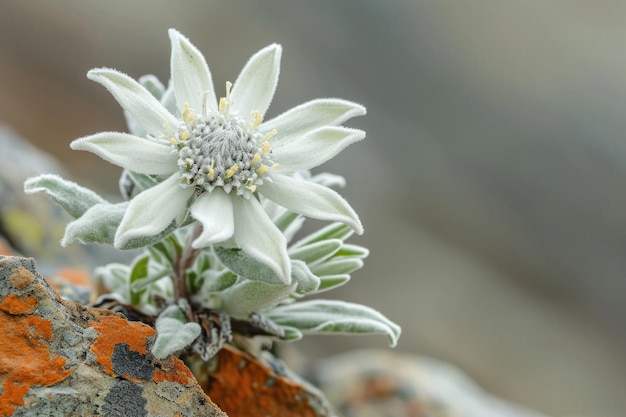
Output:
[{"xmin": 314, "ymin": 350, "xmax": 549, "ymax": 417}]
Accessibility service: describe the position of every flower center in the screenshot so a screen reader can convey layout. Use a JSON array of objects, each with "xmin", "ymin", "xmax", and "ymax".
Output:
[{"xmin": 169, "ymin": 82, "xmax": 277, "ymax": 198}]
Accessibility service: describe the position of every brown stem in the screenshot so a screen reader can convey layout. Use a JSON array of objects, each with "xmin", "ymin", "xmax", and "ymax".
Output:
[{"xmin": 172, "ymin": 224, "xmax": 201, "ymax": 309}]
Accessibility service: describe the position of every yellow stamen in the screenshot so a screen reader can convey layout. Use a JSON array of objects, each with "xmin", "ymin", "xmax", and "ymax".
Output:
[
  {"xmin": 270, "ymin": 163, "xmax": 279, "ymax": 170},
  {"xmin": 251, "ymin": 110, "xmax": 263, "ymax": 129},
  {"xmin": 208, "ymin": 161, "xmax": 215, "ymax": 178},
  {"xmin": 247, "ymin": 185, "xmax": 257, "ymax": 193},
  {"xmin": 170, "ymin": 137, "xmax": 177, "ymax": 145},
  {"xmin": 219, "ymin": 81, "xmax": 233, "ymax": 115},
  {"xmin": 263, "ymin": 129, "xmax": 278, "ymax": 141},
  {"xmin": 226, "ymin": 163, "xmax": 238, "ymax": 178},
  {"xmin": 261, "ymin": 141, "xmax": 271, "ymax": 155},
  {"xmin": 257, "ymin": 165, "xmax": 268, "ymax": 174},
  {"xmin": 250, "ymin": 153, "xmax": 262, "ymax": 166},
  {"xmin": 181, "ymin": 130, "xmax": 190, "ymax": 141},
  {"xmin": 182, "ymin": 102, "xmax": 196, "ymax": 124}
]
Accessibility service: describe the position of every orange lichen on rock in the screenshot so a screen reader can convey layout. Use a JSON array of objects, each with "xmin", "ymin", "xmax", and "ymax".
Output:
[
  {"xmin": 0, "ymin": 294, "xmax": 38, "ymax": 315},
  {"xmin": 9, "ymin": 267, "xmax": 34, "ymax": 290},
  {"xmin": 89, "ymin": 314, "xmax": 155, "ymax": 380},
  {"xmin": 0, "ymin": 305, "xmax": 71, "ymax": 415},
  {"xmin": 55, "ymin": 267, "xmax": 91, "ymax": 287},
  {"xmin": 153, "ymin": 356, "xmax": 195, "ymax": 385},
  {"xmin": 204, "ymin": 346, "xmax": 319, "ymax": 417}
]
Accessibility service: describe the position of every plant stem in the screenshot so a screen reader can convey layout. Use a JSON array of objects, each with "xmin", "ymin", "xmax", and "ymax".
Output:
[{"xmin": 172, "ymin": 224, "xmax": 201, "ymax": 307}]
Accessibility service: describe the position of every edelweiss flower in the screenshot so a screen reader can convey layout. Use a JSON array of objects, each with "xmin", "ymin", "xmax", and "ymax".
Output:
[{"xmin": 71, "ymin": 29, "xmax": 365, "ymax": 283}]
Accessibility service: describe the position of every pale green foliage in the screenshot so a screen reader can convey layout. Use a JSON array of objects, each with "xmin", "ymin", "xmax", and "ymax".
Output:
[
  {"xmin": 215, "ymin": 247, "xmax": 287, "ymax": 286},
  {"xmin": 95, "ymin": 214, "xmax": 373, "ymax": 311},
  {"xmin": 152, "ymin": 316, "xmax": 202, "ymax": 359},
  {"xmin": 267, "ymin": 300, "xmax": 401, "ymax": 347},
  {"xmin": 61, "ymin": 202, "xmax": 127, "ymax": 247},
  {"xmin": 24, "ymin": 174, "xmax": 107, "ymax": 218}
]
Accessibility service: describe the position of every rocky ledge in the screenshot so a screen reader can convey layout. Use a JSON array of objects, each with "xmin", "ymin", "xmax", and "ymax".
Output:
[{"xmin": 0, "ymin": 255, "xmax": 225, "ymax": 417}]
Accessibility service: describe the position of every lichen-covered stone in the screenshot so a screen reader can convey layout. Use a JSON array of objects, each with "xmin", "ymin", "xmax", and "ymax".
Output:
[
  {"xmin": 188, "ymin": 346, "xmax": 333, "ymax": 417},
  {"xmin": 0, "ymin": 255, "xmax": 226, "ymax": 417}
]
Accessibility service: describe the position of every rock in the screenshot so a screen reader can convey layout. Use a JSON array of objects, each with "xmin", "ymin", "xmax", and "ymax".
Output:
[
  {"xmin": 312, "ymin": 350, "xmax": 549, "ymax": 417},
  {"xmin": 187, "ymin": 346, "xmax": 333, "ymax": 417},
  {"xmin": 0, "ymin": 126, "xmax": 135, "ymax": 274},
  {"xmin": 0, "ymin": 255, "xmax": 225, "ymax": 417}
]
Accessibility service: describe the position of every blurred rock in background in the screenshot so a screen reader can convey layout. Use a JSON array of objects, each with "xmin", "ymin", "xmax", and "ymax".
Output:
[
  {"xmin": 0, "ymin": 127, "xmax": 133, "ymax": 274},
  {"xmin": 313, "ymin": 349, "xmax": 549, "ymax": 417},
  {"xmin": 1, "ymin": 1, "xmax": 625, "ymax": 416}
]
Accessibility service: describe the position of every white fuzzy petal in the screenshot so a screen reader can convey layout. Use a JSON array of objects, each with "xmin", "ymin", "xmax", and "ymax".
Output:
[
  {"xmin": 272, "ymin": 126, "xmax": 365, "ymax": 172},
  {"xmin": 161, "ymin": 83, "xmax": 178, "ymax": 114},
  {"xmin": 231, "ymin": 197, "xmax": 291, "ymax": 284},
  {"xmin": 169, "ymin": 29, "xmax": 217, "ymax": 115},
  {"xmin": 87, "ymin": 68, "xmax": 178, "ymax": 137},
  {"xmin": 230, "ymin": 44, "xmax": 282, "ymax": 117},
  {"xmin": 261, "ymin": 98, "xmax": 366, "ymax": 145},
  {"xmin": 114, "ymin": 173, "xmax": 193, "ymax": 248},
  {"xmin": 190, "ymin": 189, "xmax": 234, "ymax": 247},
  {"xmin": 71, "ymin": 132, "xmax": 178, "ymax": 175},
  {"xmin": 259, "ymin": 174, "xmax": 363, "ymax": 234}
]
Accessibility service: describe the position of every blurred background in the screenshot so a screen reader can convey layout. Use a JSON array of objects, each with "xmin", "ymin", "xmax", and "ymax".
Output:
[{"xmin": 1, "ymin": 1, "xmax": 626, "ymax": 415}]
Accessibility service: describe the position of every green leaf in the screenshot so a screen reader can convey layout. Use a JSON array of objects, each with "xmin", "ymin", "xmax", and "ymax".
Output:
[
  {"xmin": 120, "ymin": 170, "xmax": 160, "ymax": 199},
  {"xmin": 196, "ymin": 251, "xmax": 212, "ymax": 272},
  {"xmin": 214, "ymin": 247, "xmax": 286, "ymax": 285},
  {"xmin": 333, "ymin": 243, "xmax": 369, "ymax": 259},
  {"xmin": 158, "ymin": 305, "xmax": 187, "ymax": 321},
  {"xmin": 62, "ymin": 201, "xmax": 174, "ymax": 249},
  {"xmin": 149, "ymin": 237, "xmax": 178, "ymax": 267},
  {"xmin": 267, "ymin": 300, "xmax": 401, "ymax": 347},
  {"xmin": 24, "ymin": 174, "xmax": 107, "ymax": 218},
  {"xmin": 129, "ymin": 254, "xmax": 149, "ymax": 305},
  {"xmin": 94, "ymin": 263, "xmax": 130, "ymax": 302},
  {"xmin": 217, "ymin": 279, "xmax": 296, "ymax": 319},
  {"xmin": 120, "ymin": 222, "xmax": 177, "ymax": 250},
  {"xmin": 130, "ymin": 268, "xmax": 171, "ymax": 293},
  {"xmin": 273, "ymin": 210, "xmax": 301, "ymax": 233},
  {"xmin": 151, "ymin": 317, "xmax": 201, "ymax": 359},
  {"xmin": 119, "ymin": 222, "xmax": 176, "ymax": 250},
  {"xmin": 291, "ymin": 222, "xmax": 353, "ymax": 248},
  {"xmin": 187, "ymin": 270, "xmax": 200, "ymax": 294},
  {"xmin": 277, "ymin": 325, "xmax": 303, "ymax": 341},
  {"xmin": 165, "ymin": 234, "xmax": 183, "ymax": 256},
  {"xmin": 61, "ymin": 202, "xmax": 127, "ymax": 247},
  {"xmin": 201, "ymin": 269, "xmax": 238, "ymax": 292},
  {"xmin": 291, "ymin": 260, "xmax": 320, "ymax": 295},
  {"xmin": 317, "ymin": 274, "xmax": 351, "ymax": 293},
  {"xmin": 309, "ymin": 258, "xmax": 363, "ymax": 276},
  {"xmin": 288, "ymin": 239, "xmax": 342, "ymax": 264}
]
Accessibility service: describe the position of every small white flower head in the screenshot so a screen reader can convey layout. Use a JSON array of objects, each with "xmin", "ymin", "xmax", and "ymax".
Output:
[
  {"xmin": 71, "ymin": 29, "xmax": 366, "ymax": 283},
  {"xmin": 171, "ymin": 81, "xmax": 277, "ymax": 198}
]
